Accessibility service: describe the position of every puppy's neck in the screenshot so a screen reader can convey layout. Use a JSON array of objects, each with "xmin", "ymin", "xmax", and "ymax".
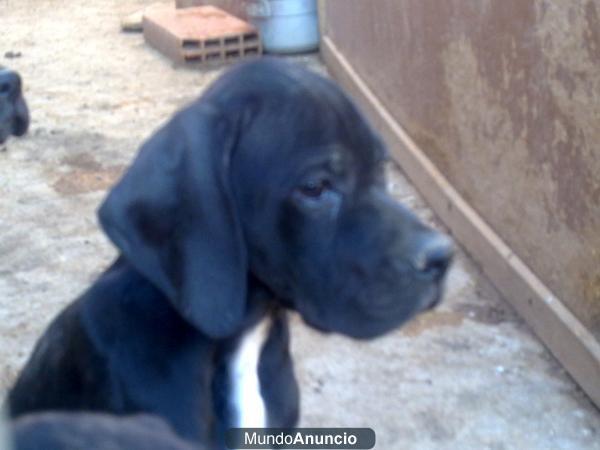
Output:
[
  {"xmin": 229, "ymin": 315, "xmax": 272, "ymax": 428},
  {"xmin": 226, "ymin": 283, "xmax": 277, "ymax": 429}
]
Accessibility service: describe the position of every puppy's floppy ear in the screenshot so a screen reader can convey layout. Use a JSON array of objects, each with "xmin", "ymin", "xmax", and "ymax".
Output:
[
  {"xmin": 13, "ymin": 92, "xmax": 29, "ymax": 137},
  {"xmin": 98, "ymin": 103, "xmax": 247, "ymax": 338}
]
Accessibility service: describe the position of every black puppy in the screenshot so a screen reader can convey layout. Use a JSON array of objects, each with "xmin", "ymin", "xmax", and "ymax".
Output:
[
  {"xmin": 0, "ymin": 67, "xmax": 29, "ymax": 144},
  {"xmin": 7, "ymin": 59, "xmax": 452, "ymax": 448},
  {"xmin": 10, "ymin": 412, "xmax": 200, "ymax": 450}
]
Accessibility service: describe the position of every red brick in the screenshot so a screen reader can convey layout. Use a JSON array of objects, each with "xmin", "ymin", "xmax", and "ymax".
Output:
[{"xmin": 143, "ymin": 5, "xmax": 261, "ymax": 65}]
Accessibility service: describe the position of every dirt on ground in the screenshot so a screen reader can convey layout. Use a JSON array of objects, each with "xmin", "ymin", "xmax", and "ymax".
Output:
[{"xmin": 1, "ymin": 1, "xmax": 599, "ymax": 449}]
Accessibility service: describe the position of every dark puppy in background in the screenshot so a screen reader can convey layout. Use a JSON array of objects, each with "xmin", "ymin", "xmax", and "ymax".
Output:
[
  {"xmin": 7, "ymin": 59, "xmax": 453, "ymax": 449},
  {"xmin": 0, "ymin": 67, "xmax": 29, "ymax": 144}
]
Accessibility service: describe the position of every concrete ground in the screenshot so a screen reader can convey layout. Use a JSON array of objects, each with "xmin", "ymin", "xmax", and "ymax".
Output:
[{"xmin": 1, "ymin": 1, "xmax": 599, "ymax": 449}]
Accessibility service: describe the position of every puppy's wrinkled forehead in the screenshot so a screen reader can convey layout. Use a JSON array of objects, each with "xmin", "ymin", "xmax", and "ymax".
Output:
[{"xmin": 204, "ymin": 59, "xmax": 386, "ymax": 170}]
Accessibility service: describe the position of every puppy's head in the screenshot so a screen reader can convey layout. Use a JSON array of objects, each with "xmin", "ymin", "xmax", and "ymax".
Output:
[
  {"xmin": 0, "ymin": 67, "xmax": 29, "ymax": 144},
  {"xmin": 211, "ymin": 60, "xmax": 453, "ymax": 339},
  {"xmin": 99, "ymin": 59, "xmax": 452, "ymax": 339}
]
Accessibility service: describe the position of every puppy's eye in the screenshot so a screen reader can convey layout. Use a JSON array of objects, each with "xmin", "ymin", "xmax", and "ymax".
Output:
[{"xmin": 297, "ymin": 179, "xmax": 331, "ymax": 198}]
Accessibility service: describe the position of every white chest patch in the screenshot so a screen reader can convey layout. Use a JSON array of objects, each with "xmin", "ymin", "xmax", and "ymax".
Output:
[{"xmin": 230, "ymin": 317, "xmax": 271, "ymax": 428}]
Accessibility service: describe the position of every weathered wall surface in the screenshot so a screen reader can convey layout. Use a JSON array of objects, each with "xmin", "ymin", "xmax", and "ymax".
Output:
[{"xmin": 322, "ymin": 1, "xmax": 600, "ymax": 337}]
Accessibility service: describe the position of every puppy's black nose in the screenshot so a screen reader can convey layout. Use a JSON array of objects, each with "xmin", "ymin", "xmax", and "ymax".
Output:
[
  {"xmin": 0, "ymin": 70, "xmax": 21, "ymax": 98},
  {"xmin": 413, "ymin": 234, "xmax": 454, "ymax": 280}
]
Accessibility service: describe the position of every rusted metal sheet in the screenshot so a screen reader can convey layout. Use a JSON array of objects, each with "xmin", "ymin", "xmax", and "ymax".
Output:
[
  {"xmin": 322, "ymin": 0, "xmax": 600, "ymax": 341},
  {"xmin": 322, "ymin": 35, "xmax": 600, "ymax": 408}
]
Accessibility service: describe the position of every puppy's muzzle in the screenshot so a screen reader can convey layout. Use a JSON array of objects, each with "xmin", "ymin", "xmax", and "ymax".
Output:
[
  {"xmin": 412, "ymin": 234, "xmax": 454, "ymax": 310},
  {"xmin": 413, "ymin": 234, "xmax": 454, "ymax": 281}
]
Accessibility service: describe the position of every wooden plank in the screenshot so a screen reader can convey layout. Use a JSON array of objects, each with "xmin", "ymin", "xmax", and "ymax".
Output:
[{"xmin": 321, "ymin": 35, "xmax": 600, "ymax": 408}]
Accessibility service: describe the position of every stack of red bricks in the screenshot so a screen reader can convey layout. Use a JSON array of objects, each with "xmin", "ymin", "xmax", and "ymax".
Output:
[{"xmin": 144, "ymin": 4, "xmax": 261, "ymax": 65}]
